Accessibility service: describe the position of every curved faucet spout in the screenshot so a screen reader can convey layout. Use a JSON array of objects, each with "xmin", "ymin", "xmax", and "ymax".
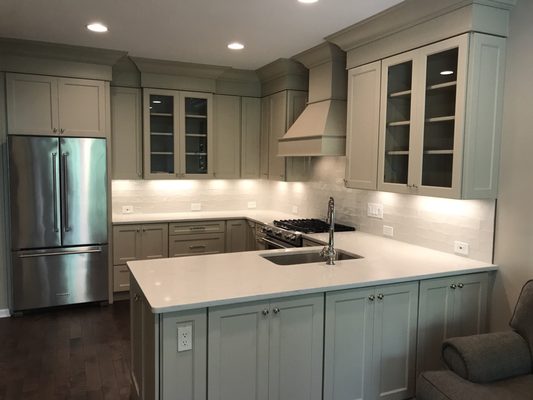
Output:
[{"xmin": 321, "ymin": 197, "xmax": 336, "ymax": 265}]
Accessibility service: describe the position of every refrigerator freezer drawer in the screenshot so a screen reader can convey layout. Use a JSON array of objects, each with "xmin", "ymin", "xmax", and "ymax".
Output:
[{"xmin": 11, "ymin": 245, "xmax": 108, "ymax": 311}]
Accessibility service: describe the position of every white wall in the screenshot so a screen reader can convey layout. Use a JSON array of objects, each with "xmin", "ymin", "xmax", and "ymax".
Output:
[
  {"xmin": 491, "ymin": 0, "xmax": 533, "ymax": 331},
  {"xmin": 113, "ymin": 157, "xmax": 496, "ymax": 263}
]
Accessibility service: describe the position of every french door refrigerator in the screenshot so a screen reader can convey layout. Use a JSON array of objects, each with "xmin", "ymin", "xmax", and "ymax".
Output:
[{"xmin": 8, "ymin": 135, "xmax": 108, "ymax": 311}]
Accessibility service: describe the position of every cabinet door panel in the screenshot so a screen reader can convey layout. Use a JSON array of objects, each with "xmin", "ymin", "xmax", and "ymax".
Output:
[
  {"xmin": 214, "ymin": 95, "xmax": 241, "ymax": 178},
  {"xmin": 373, "ymin": 282, "xmax": 418, "ymax": 400},
  {"xmin": 346, "ymin": 62, "xmax": 381, "ymax": 190},
  {"xmin": 58, "ymin": 78, "xmax": 106, "ymax": 137},
  {"xmin": 113, "ymin": 265, "xmax": 130, "ymax": 292},
  {"xmin": 226, "ymin": 219, "xmax": 248, "ymax": 253},
  {"xmin": 260, "ymin": 97, "xmax": 270, "ymax": 179},
  {"xmin": 453, "ymin": 273, "xmax": 488, "ymax": 337},
  {"xmin": 141, "ymin": 224, "xmax": 169, "ymax": 260},
  {"xmin": 6, "ymin": 73, "xmax": 58, "ymax": 135},
  {"xmin": 267, "ymin": 91, "xmax": 287, "ymax": 181},
  {"xmin": 111, "ymin": 87, "xmax": 142, "ymax": 179},
  {"xmin": 324, "ymin": 288, "xmax": 375, "ymax": 400},
  {"xmin": 417, "ymin": 277, "xmax": 455, "ymax": 374},
  {"xmin": 241, "ymin": 97, "xmax": 261, "ymax": 179},
  {"xmin": 208, "ymin": 301, "xmax": 270, "ymax": 400},
  {"xmin": 269, "ymin": 294, "xmax": 324, "ymax": 400},
  {"xmin": 113, "ymin": 225, "xmax": 141, "ymax": 264}
]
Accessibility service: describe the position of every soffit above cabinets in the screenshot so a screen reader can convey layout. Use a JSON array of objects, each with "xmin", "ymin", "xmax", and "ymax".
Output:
[{"xmin": 0, "ymin": 0, "xmax": 403, "ymax": 70}]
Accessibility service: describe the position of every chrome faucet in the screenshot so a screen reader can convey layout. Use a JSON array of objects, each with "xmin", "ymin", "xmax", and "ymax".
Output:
[{"xmin": 320, "ymin": 197, "xmax": 337, "ymax": 265}]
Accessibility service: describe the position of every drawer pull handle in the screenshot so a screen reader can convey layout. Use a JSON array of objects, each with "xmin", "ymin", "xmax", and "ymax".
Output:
[
  {"xmin": 189, "ymin": 245, "xmax": 207, "ymax": 250},
  {"xmin": 272, "ymin": 307, "xmax": 280, "ymax": 314},
  {"xmin": 56, "ymin": 292, "xmax": 70, "ymax": 297},
  {"xmin": 368, "ymin": 295, "xmax": 375, "ymax": 301},
  {"xmin": 458, "ymin": 283, "xmax": 464, "ymax": 289},
  {"xmin": 190, "ymin": 226, "xmax": 206, "ymax": 231},
  {"xmin": 262, "ymin": 309, "xmax": 269, "ymax": 316},
  {"xmin": 450, "ymin": 284, "xmax": 457, "ymax": 290},
  {"xmin": 377, "ymin": 294, "xmax": 384, "ymax": 300}
]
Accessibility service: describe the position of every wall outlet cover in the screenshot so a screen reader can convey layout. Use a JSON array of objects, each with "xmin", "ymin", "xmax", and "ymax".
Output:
[
  {"xmin": 454, "ymin": 241, "xmax": 469, "ymax": 256},
  {"xmin": 122, "ymin": 205, "xmax": 133, "ymax": 214},
  {"xmin": 190, "ymin": 203, "xmax": 202, "ymax": 211},
  {"xmin": 367, "ymin": 203, "xmax": 384, "ymax": 219},
  {"xmin": 383, "ymin": 225, "xmax": 394, "ymax": 237},
  {"xmin": 247, "ymin": 201, "xmax": 257, "ymax": 209}
]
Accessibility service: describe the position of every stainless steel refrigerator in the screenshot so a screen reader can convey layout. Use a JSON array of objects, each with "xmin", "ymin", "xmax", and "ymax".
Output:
[{"xmin": 8, "ymin": 135, "xmax": 108, "ymax": 312}]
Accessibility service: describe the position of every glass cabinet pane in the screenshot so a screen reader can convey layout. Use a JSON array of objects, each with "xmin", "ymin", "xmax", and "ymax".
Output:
[
  {"xmin": 184, "ymin": 97, "xmax": 208, "ymax": 174},
  {"xmin": 422, "ymin": 48, "xmax": 458, "ymax": 188},
  {"xmin": 149, "ymin": 95, "xmax": 175, "ymax": 174},
  {"xmin": 384, "ymin": 61, "xmax": 412, "ymax": 184}
]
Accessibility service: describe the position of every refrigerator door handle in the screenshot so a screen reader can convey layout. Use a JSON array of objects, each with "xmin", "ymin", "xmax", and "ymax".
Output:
[
  {"xmin": 18, "ymin": 248, "xmax": 103, "ymax": 258},
  {"xmin": 61, "ymin": 152, "xmax": 71, "ymax": 232},
  {"xmin": 52, "ymin": 152, "xmax": 59, "ymax": 233}
]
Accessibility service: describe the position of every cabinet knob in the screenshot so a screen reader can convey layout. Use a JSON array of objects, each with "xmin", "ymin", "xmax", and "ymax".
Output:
[
  {"xmin": 272, "ymin": 307, "xmax": 280, "ymax": 314},
  {"xmin": 60, "ymin": 128, "xmax": 65, "ymax": 134},
  {"xmin": 53, "ymin": 128, "xmax": 58, "ymax": 133},
  {"xmin": 133, "ymin": 294, "xmax": 140, "ymax": 302},
  {"xmin": 377, "ymin": 293, "xmax": 384, "ymax": 300},
  {"xmin": 368, "ymin": 295, "xmax": 375, "ymax": 302},
  {"xmin": 458, "ymin": 283, "xmax": 464, "ymax": 289},
  {"xmin": 262, "ymin": 309, "xmax": 269, "ymax": 316},
  {"xmin": 450, "ymin": 284, "xmax": 457, "ymax": 290}
]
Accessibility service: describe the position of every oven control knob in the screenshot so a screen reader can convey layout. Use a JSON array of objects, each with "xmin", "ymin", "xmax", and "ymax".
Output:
[
  {"xmin": 265, "ymin": 227, "xmax": 272, "ymax": 233},
  {"xmin": 274, "ymin": 231, "xmax": 282, "ymax": 237},
  {"xmin": 289, "ymin": 234, "xmax": 297, "ymax": 240}
]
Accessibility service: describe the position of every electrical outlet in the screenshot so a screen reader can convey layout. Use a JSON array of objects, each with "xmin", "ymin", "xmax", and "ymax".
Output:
[
  {"xmin": 367, "ymin": 203, "xmax": 384, "ymax": 219},
  {"xmin": 454, "ymin": 241, "xmax": 469, "ymax": 256},
  {"xmin": 292, "ymin": 205, "xmax": 299, "ymax": 214},
  {"xmin": 177, "ymin": 324, "xmax": 193, "ymax": 352},
  {"xmin": 247, "ymin": 201, "xmax": 257, "ymax": 209},
  {"xmin": 190, "ymin": 203, "xmax": 202, "ymax": 211},
  {"xmin": 122, "ymin": 205, "xmax": 133, "ymax": 214},
  {"xmin": 383, "ymin": 225, "xmax": 394, "ymax": 237}
]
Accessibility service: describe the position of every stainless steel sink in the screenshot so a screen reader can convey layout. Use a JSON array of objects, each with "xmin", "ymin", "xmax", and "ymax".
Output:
[{"xmin": 261, "ymin": 250, "xmax": 362, "ymax": 266}]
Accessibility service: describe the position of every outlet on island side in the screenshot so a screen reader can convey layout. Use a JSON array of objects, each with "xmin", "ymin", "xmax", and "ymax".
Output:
[{"xmin": 177, "ymin": 323, "xmax": 193, "ymax": 352}]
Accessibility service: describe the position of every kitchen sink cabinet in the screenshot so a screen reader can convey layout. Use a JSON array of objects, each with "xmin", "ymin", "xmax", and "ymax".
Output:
[
  {"xmin": 112, "ymin": 224, "xmax": 169, "ymax": 292},
  {"xmin": 111, "ymin": 87, "xmax": 143, "ymax": 179},
  {"xmin": 143, "ymin": 88, "xmax": 213, "ymax": 179},
  {"xmin": 208, "ymin": 293, "xmax": 324, "ymax": 400},
  {"xmin": 324, "ymin": 282, "xmax": 419, "ymax": 400},
  {"xmin": 6, "ymin": 73, "xmax": 107, "ymax": 137},
  {"xmin": 261, "ymin": 90, "xmax": 311, "ymax": 182},
  {"xmin": 416, "ymin": 272, "xmax": 488, "ymax": 375}
]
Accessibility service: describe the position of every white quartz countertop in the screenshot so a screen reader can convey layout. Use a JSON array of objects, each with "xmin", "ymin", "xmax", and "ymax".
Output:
[
  {"xmin": 113, "ymin": 210, "xmax": 296, "ymax": 225},
  {"xmin": 128, "ymin": 230, "xmax": 496, "ymax": 314}
]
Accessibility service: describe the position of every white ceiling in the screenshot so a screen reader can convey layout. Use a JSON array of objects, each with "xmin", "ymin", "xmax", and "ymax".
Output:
[{"xmin": 0, "ymin": 0, "xmax": 403, "ymax": 70}]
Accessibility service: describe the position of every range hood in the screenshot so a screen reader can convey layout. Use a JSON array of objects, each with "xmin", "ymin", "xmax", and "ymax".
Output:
[{"xmin": 278, "ymin": 43, "xmax": 347, "ymax": 157}]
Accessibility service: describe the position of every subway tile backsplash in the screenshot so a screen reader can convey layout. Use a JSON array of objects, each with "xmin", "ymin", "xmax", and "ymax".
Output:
[{"xmin": 112, "ymin": 157, "xmax": 495, "ymax": 262}]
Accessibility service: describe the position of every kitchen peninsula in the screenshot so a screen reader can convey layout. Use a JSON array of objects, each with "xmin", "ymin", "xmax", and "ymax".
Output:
[{"xmin": 128, "ymin": 228, "xmax": 496, "ymax": 400}]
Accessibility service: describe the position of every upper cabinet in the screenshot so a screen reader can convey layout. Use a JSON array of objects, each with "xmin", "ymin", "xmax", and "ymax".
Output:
[
  {"xmin": 6, "ymin": 73, "xmax": 107, "ymax": 137},
  {"xmin": 346, "ymin": 33, "xmax": 506, "ymax": 199},
  {"xmin": 261, "ymin": 89, "xmax": 311, "ymax": 182},
  {"xmin": 143, "ymin": 89, "xmax": 213, "ymax": 179},
  {"xmin": 111, "ymin": 87, "xmax": 143, "ymax": 179}
]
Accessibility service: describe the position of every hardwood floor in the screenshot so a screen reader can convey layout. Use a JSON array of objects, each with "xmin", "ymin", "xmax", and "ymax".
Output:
[{"xmin": 0, "ymin": 301, "xmax": 131, "ymax": 400}]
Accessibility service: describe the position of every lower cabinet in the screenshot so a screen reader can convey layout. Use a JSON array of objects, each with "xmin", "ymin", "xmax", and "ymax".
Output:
[
  {"xmin": 225, "ymin": 219, "xmax": 249, "ymax": 253},
  {"xmin": 416, "ymin": 272, "xmax": 488, "ymax": 374},
  {"xmin": 324, "ymin": 282, "xmax": 419, "ymax": 400},
  {"xmin": 208, "ymin": 293, "xmax": 324, "ymax": 400}
]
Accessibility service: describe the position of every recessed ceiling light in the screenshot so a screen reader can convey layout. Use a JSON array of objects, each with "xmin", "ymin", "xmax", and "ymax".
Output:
[
  {"xmin": 298, "ymin": 0, "xmax": 319, "ymax": 3},
  {"xmin": 440, "ymin": 70, "xmax": 454, "ymax": 76},
  {"xmin": 86, "ymin": 23, "xmax": 108, "ymax": 33},
  {"xmin": 227, "ymin": 42, "xmax": 244, "ymax": 50}
]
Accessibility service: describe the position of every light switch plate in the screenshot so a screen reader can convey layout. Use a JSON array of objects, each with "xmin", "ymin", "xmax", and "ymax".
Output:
[
  {"xmin": 190, "ymin": 203, "xmax": 202, "ymax": 211},
  {"xmin": 367, "ymin": 203, "xmax": 384, "ymax": 219},
  {"xmin": 247, "ymin": 201, "xmax": 257, "ymax": 209},
  {"xmin": 177, "ymin": 323, "xmax": 193, "ymax": 352},
  {"xmin": 383, "ymin": 225, "xmax": 394, "ymax": 237},
  {"xmin": 122, "ymin": 205, "xmax": 133, "ymax": 214},
  {"xmin": 454, "ymin": 241, "xmax": 469, "ymax": 256}
]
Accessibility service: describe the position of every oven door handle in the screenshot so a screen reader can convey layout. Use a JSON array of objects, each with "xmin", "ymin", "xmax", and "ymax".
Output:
[{"xmin": 262, "ymin": 237, "xmax": 291, "ymax": 249}]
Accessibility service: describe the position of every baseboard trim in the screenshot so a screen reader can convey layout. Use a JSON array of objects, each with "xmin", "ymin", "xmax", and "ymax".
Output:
[{"xmin": 0, "ymin": 309, "xmax": 10, "ymax": 318}]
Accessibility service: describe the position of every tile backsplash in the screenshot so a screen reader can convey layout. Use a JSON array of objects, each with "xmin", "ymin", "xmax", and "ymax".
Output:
[{"xmin": 112, "ymin": 157, "xmax": 495, "ymax": 262}]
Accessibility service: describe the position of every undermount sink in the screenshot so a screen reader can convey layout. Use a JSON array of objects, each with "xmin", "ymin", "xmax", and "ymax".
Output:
[{"xmin": 261, "ymin": 250, "xmax": 363, "ymax": 266}]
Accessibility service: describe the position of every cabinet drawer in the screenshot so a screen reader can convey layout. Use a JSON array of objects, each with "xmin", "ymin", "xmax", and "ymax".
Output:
[
  {"xmin": 113, "ymin": 265, "xmax": 130, "ymax": 292},
  {"xmin": 169, "ymin": 233, "xmax": 225, "ymax": 257},
  {"xmin": 169, "ymin": 220, "xmax": 225, "ymax": 235}
]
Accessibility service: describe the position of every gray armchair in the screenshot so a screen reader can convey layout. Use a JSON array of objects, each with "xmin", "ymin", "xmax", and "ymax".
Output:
[{"xmin": 417, "ymin": 280, "xmax": 533, "ymax": 400}]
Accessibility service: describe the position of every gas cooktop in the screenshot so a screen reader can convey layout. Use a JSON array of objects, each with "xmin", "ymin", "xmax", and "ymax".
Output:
[{"xmin": 273, "ymin": 219, "xmax": 355, "ymax": 234}]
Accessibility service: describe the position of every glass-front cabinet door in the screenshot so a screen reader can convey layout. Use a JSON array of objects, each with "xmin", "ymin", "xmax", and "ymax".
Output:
[
  {"xmin": 378, "ymin": 35, "xmax": 468, "ymax": 197},
  {"xmin": 180, "ymin": 92, "xmax": 213, "ymax": 177},
  {"xmin": 143, "ymin": 89, "xmax": 212, "ymax": 179}
]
